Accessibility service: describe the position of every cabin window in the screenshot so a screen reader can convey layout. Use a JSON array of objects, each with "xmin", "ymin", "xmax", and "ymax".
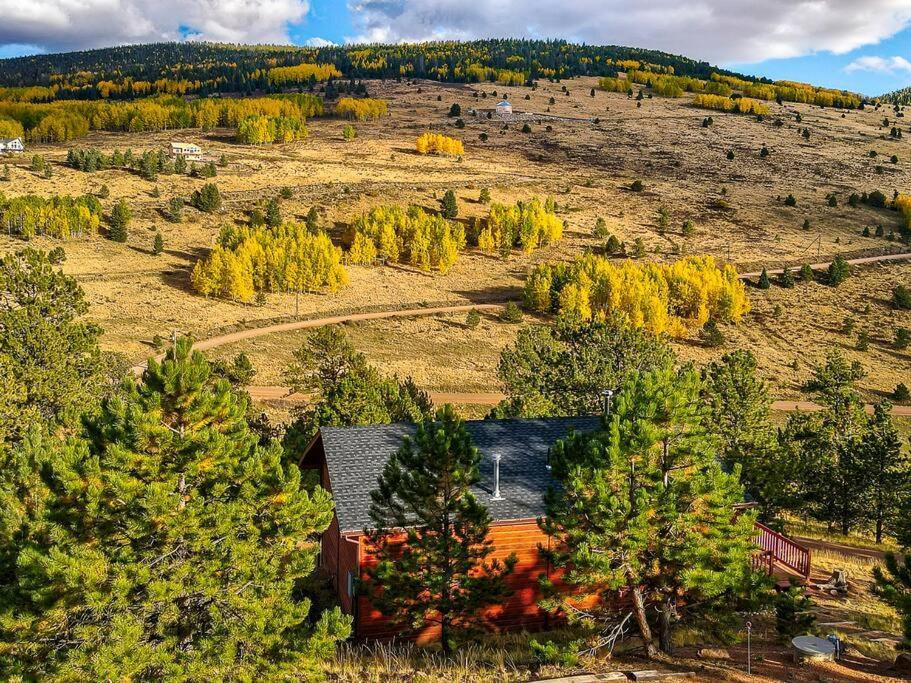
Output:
[{"xmin": 346, "ymin": 570, "xmax": 355, "ymax": 598}]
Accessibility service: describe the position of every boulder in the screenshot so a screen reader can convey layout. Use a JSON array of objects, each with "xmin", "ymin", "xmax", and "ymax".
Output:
[
  {"xmin": 895, "ymin": 653, "xmax": 911, "ymax": 673},
  {"xmin": 697, "ymin": 648, "xmax": 731, "ymax": 660}
]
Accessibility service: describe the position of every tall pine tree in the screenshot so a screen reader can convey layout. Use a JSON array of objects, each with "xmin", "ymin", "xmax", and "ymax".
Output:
[
  {"xmin": 364, "ymin": 406, "xmax": 515, "ymax": 654},
  {"xmin": 542, "ymin": 365, "xmax": 756, "ymax": 657},
  {"xmin": 860, "ymin": 402, "xmax": 910, "ymax": 544},
  {"xmin": 0, "ymin": 338, "xmax": 349, "ymax": 680}
]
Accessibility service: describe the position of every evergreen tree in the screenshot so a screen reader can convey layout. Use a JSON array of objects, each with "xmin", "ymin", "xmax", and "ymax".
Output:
[
  {"xmin": 774, "ymin": 588, "xmax": 816, "ymax": 641},
  {"xmin": 827, "ymin": 255, "xmax": 851, "ymax": 286},
  {"xmin": 265, "ymin": 197, "xmax": 282, "ymax": 228},
  {"xmin": 0, "ymin": 339, "xmax": 350, "ymax": 679},
  {"xmin": 492, "ymin": 317, "xmax": 673, "ymax": 418},
  {"xmin": 152, "ymin": 231, "xmax": 164, "ymax": 255},
  {"xmin": 873, "ymin": 553, "xmax": 911, "ymax": 649},
  {"xmin": 192, "ymin": 183, "xmax": 221, "ymax": 213},
  {"xmin": 757, "ymin": 268, "xmax": 771, "ymax": 289},
  {"xmin": 779, "ymin": 266, "xmax": 795, "ymax": 288},
  {"xmin": 166, "ymin": 196, "xmax": 183, "ymax": 223},
  {"xmin": 282, "ymin": 327, "xmax": 433, "ymax": 451},
  {"xmin": 542, "ymin": 365, "xmax": 756, "ymax": 657},
  {"xmin": 440, "ymin": 189, "xmax": 458, "ymax": 219},
  {"xmin": 364, "ymin": 406, "xmax": 515, "ymax": 654},
  {"xmin": 109, "ymin": 198, "xmax": 130, "ymax": 242},
  {"xmin": 860, "ymin": 402, "xmax": 910, "ymax": 543},
  {"xmin": 0, "ymin": 249, "xmax": 109, "ymax": 444}
]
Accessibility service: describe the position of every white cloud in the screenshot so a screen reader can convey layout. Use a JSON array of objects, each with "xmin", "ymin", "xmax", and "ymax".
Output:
[
  {"xmin": 305, "ymin": 36, "xmax": 335, "ymax": 47},
  {"xmin": 0, "ymin": 0, "xmax": 311, "ymax": 53},
  {"xmin": 845, "ymin": 55, "xmax": 911, "ymax": 74},
  {"xmin": 346, "ymin": 0, "xmax": 911, "ymax": 65}
]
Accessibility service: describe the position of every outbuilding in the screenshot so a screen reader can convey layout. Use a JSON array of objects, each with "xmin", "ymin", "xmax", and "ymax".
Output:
[{"xmin": 495, "ymin": 100, "xmax": 513, "ymax": 115}]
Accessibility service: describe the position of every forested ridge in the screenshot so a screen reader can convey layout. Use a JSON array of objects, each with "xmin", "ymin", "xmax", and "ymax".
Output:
[{"xmin": 0, "ymin": 39, "xmax": 755, "ymax": 100}]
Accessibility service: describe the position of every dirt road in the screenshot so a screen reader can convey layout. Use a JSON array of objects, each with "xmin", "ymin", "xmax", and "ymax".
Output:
[{"xmin": 738, "ymin": 251, "xmax": 911, "ymax": 279}]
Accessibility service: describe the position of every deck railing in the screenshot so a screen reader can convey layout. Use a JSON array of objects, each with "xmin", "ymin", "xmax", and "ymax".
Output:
[{"xmin": 753, "ymin": 521, "xmax": 811, "ymax": 578}]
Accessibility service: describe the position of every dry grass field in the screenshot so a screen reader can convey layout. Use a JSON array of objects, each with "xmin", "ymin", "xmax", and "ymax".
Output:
[{"xmin": 2, "ymin": 76, "xmax": 910, "ymax": 403}]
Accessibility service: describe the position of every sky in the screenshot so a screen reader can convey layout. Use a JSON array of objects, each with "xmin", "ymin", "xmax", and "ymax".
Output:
[{"xmin": 3, "ymin": 0, "xmax": 911, "ymax": 96}]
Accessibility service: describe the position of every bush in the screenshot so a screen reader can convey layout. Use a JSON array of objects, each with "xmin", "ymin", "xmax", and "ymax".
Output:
[
  {"xmin": 784, "ymin": 194, "xmax": 797, "ymax": 207},
  {"xmin": 775, "ymin": 588, "xmax": 816, "ymax": 641},
  {"xmin": 757, "ymin": 268, "xmax": 771, "ymax": 289},
  {"xmin": 800, "ymin": 264, "xmax": 815, "ymax": 282},
  {"xmin": 343, "ymin": 124, "xmax": 357, "ymax": 141},
  {"xmin": 893, "ymin": 383, "xmax": 910, "ymax": 403},
  {"xmin": 856, "ymin": 331, "xmax": 870, "ymax": 351},
  {"xmin": 779, "ymin": 267, "xmax": 795, "ymax": 288},
  {"xmin": 153, "ymin": 232, "xmax": 164, "ymax": 255},
  {"xmin": 530, "ymin": 639, "xmax": 580, "ymax": 667},
  {"xmin": 630, "ymin": 179, "xmax": 645, "ymax": 192},
  {"xmin": 500, "ymin": 301, "xmax": 524, "ymax": 323},
  {"xmin": 895, "ymin": 327, "xmax": 910, "ymax": 350},
  {"xmin": 605, "ymin": 234, "xmax": 621, "ymax": 254},
  {"xmin": 681, "ymin": 220, "xmax": 696, "ymax": 238},
  {"xmin": 594, "ymin": 217, "xmax": 610, "ymax": 238},
  {"xmin": 466, "ymin": 308, "xmax": 481, "ymax": 329},
  {"xmin": 47, "ymin": 246, "xmax": 66, "ymax": 264},
  {"xmin": 827, "ymin": 255, "xmax": 851, "ymax": 286},
  {"xmin": 97, "ymin": 184, "xmax": 110, "ymax": 199},
  {"xmin": 521, "ymin": 123, "xmax": 531, "ymax": 133},
  {"xmin": 479, "ymin": 188, "xmax": 491, "ymax": 204},
  {"xmin": 891, "ymin": 285, "xmax": 911, "ymax": 310},
  {"xmin": 700, "ymin": 319, "xmax": 725, "ymax": 347},
  {"xmin": 448, "ymin": 103, "xmax": 461, "ymax": 117}
]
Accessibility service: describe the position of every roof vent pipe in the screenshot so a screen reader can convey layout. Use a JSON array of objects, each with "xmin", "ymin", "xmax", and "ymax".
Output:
[
  {"xmin": 492, "ymin": 454, "xmax": 503, "ymax": 500},
  {"xmin": 601, "ymin": 389, "xmax": 614, "ymax": 418}
]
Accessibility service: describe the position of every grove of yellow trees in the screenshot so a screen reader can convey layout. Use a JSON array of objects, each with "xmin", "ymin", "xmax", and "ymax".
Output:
[
  {"xmin": 235, "ymin": 114, "xmax": 308, "ymax": 144},
  {"xmin": 335, "ymin": 97, "xmax": 388, "ymax": 121},
  {"xmin": 692, "ymin": 94, "xmax": 770, "ymax": 115},
  {"xmin": 191, "ymin": 223, "xmax": 347, "ymax": 302},
  {"xmin": 476, "ymin": 198, "xmax": 564, "ymax": 255},
  {"xmin": 415, "ymin": 132, "xmax": 464, "ymax": 156},
  {"xmin": 0, "ymin": 193, "xmax": 102, "ymax": 239},
  {"xmin": 524, "ymin": 254, "xmax": 750, "ymax": 337},
  {"xmin": 346, "ymin": 205, "xmax": 466, "ymax": 273},
  {"xmin": 267, "ymin": 63, "xmax": 342, "ymax": 85}
]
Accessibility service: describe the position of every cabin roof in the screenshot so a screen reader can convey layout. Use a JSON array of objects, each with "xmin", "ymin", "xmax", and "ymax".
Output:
[
  {"xmin": 316, "ymin": 416, "xmax": 601, "ymax": 533},
  {"xmin": 0, "ymin": 138, "xmax": 22, "ymax": 144},
  {"xmin": 496, "ymin": 100, "xmax": 511, "ymax": 106}
]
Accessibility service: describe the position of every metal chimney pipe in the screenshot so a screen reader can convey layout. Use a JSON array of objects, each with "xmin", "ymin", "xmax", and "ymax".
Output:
[
  {"xmin": 601, "ymin": 389, "xmax": 614, "ymax": 418},
  {"xmin": 492, "ymin": 454, "xmax": 503, "ymax": 500}
]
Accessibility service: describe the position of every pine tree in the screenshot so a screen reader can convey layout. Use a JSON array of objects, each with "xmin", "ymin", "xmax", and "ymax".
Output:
[
  {"xmin": 440, "ymin": 189, "xmax": 458, "ymax": 218},
  {"xmin": 364, "ymin": 406, "xmax": 516, "ymax": 653},
  {"xmin": 774, "ymin": 588, "xmax": 816, "ymax": 641},
  {"xmin": 0, "ymin": 339, "xmax": 350, "ymax": 679},
  {"xmin": 108, "ymin": 198, "xmax": 130, "ymax": 243},
  {"xmin": 827, "ymin": 255, "xmax": 852, "ymax": 286},
  {"xmin": 265, "ymin": 197, "xmax": 282, "ymax": 228},
  {"xmin": 542, "ymin": 365, "xmax": 756, "ymax": 657},
  {"xmin": 152, "ymin": 231, "xmax": 164, "ymax": 255},
  {"xmin": 861, "ymin": 402, "xmax": 910, "ymax": 543},
  {"xmin": 757, "ymin": 268, "xmax": 771, "ymax": 289},
  {"xmin": 873, "ymin": 553, "xmax": 911, "ymax": 649}
]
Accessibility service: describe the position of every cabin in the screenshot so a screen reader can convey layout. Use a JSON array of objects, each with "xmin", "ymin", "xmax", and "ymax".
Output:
[
  {"xmin": 495, "ymin": 100, "xmax": 513, "ymax": 115},
  {"xmin": 0, "ymin": 137, "xmax": 24, "ymax": 154},
  {"xmin": 301, "ymin": 415, "xmax": 811, "ymax": 642},
  {"xmin": 169, "ymin": 141, "xmax": 202, "ymax": 161}
]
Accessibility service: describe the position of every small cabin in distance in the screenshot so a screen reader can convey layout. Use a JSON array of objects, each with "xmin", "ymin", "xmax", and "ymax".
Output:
[
  {"xmin": 0, "ymin": 137, "xmax": 24, "ymax": 154},
  {"xmin": 495, "ymin": 100, "xmax": 513, "ymax": 115},
  {"xmin": 169, "ymin": 142, "xmax": 202, "ymax": 161}
]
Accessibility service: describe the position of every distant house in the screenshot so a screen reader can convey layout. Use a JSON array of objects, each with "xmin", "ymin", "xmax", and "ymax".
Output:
[
  {"xmin": 0, "ymin": 137, "xmax": 24, "ymax": 154},
  {"xmin": 301, "ymin": 413, "xmax": 813, "ymax": 642},
  {"xmin": 495, "ymin": 100, "xmax": 513, "ymax": 115},
  {"xmin": 169, "ymin": 142, "xmax": 202, "ymax": 161}
]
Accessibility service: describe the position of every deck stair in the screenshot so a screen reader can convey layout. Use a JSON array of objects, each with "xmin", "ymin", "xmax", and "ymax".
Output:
[{"xmin": 753, "ymin": 521, "xmax": 811, "ymax": 580}]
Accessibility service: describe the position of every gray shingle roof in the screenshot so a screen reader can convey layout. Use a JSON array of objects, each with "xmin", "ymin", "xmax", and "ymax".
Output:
[{"xmin": 320, "ymin": 416, "xmax": 601, "ymax": 533}]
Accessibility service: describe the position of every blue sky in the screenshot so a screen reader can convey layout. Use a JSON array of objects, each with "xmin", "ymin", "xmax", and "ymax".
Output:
[{"xmin": 4, "ymin": 0, "xmax": 911, "ymax": 97}]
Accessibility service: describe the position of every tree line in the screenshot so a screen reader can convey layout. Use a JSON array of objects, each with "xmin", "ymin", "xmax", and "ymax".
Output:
[
  {"xmin": 0, "ymin": 193, "xmax": 102, "ymax": 239},
  {"xmin": 474, "ymin": 197, "xmax": 564, "ymax": 255}
]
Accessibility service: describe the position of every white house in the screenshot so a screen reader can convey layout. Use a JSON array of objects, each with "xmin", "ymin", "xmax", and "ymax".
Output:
[
  {"xmin": 169, "ymin": 142, "xmax": 202, "ymax": 161},
  {"xmin": 495, "ymin": 100, "xmax": 513, "ymax": 115},
  {"xmin": 0, "ymin": 138, "xmax": 24, "ymax": 154}
]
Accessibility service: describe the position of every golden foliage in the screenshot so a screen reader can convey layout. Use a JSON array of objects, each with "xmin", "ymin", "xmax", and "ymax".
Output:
[
  {"xmin": 415, "ymin": 132, "xmax": 464, "ymax": 156},
  {"xmin": 335, "ymin": 97, "xmax": 388, "ymax": 121},
  {"xmin": 476, "ymin": 198, "xmax": 563, "ymax": 255},
  {"xmin": 524, "ymin": 254, "xmax": 750, "ymax": 337},
  {"xmin": 0, "ymin": 117, "xmax": 24, "ymax": 139},
  {"xmin": 267, "ymin": 63, "xmax": 342, "ymax": 85},
  {"xmin": 191, "ymin": 223, "xmax": 347, "ymax": 302},
  {"xmin": 0, "ymin": 193, "xmax": 102, "ymax": 239},
  {"xmin": 235, "ymin": 114, "xmax": 308, "ymax": 144},
  {"xmin": 346, "ymin": 205, "xmax": 466, "ymax": 273},
  {"xmin": 692, "ymin": 94, "xmax": 770, "ymax": 115},
  {"xmin": 597, "ymin": 77, "xmax": 630, "ymax": 93}
]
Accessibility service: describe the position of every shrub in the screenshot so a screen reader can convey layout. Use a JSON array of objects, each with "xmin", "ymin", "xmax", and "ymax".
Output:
[
  {"xmin": 800, "ymin": 264, "xmax": 815, "ymax": 282},
  {"xmin": 153, "ymin": 232, "xmax": 164, "ymax": 255},
  {"xmin": 682, "ymin": 219, "xmax": 696, "ymax": 238},
  {"xmin": 97, "ymin": 184, "xmax": 110, "ymax": 199},
  {"xmin": 784, "ymin": 194, "xmax": 797, "ymax": 207},
  {"xmin": 594, "ymin": 217, "xmax": 610, "ymax": 238},
  {"xmin": 827, "ymin": 255, "xmax": 851, "ymax": 286},
  {"xmin": 893, "ymin": 382, "xmax": 911, "ymax": 403},
  {"xmin": 630, "ymin": 179, "xmax": 644, "ymax": 192},
  {"xmin": 700, "ymin": 319, "xmax": 725, "ymax": 347},
  {"xmin": 891, "ymin": 285, "xmax": 911, "ymax": 310},
  {"xmin": 605, "ymin": 234, "xmax": 622, "ymax": 254},
  {"xmin": 856, "ymin": 331, "xmax": 870, "ymax": 351},
  {"xmin": 500, "ymin": 301, "xmax": 524, "ymax": 323},
  {"xmin": 521, "ymin": 123, "xmax": 531, "ymax": 133},
  {"xmin": 448, "ymin": 103, "xmax": 461, "ymax": 117},
  {"xmin": 757, "ymin": 269, "xmax": 771, "ymax": 289},
  {"xmin": 895, "ymin": 327, "xmax": 910, "ymax": 350},
  {"xmin": 466, "ymin": 308, "xmax": 481, "ymax": 329},
  {"xmin": 530, "ymin": 640, "xmax": 580, "ymax": 667},
  {"xmin": 47, "ymin": 246, "xmax": 66, "ymax": 264},
  {"xmin": 779, "ymin": 267, "xmax": 795, "ymax": 288},
  {"xmin": 479, "ymin": 188, "xmax": 491, "ymax": 204}
]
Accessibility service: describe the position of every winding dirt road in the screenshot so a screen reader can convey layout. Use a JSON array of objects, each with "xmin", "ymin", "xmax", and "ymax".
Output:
[{"xmin": 737, "ymin": 251, "xmax": 911, "ymax": 279}]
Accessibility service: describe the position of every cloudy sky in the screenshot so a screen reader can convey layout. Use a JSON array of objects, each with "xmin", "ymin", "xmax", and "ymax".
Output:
[{"xmin": 3, "ymin": 0, "xmax": 911, "ymax": 95}]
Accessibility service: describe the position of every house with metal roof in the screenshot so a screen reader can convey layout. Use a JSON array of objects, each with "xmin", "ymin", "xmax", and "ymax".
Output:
[
  {"xmin": 0, "ymin": 137, "xmax": 24, "ymax": 153},
  {"xmin": 299, "ymin": 415, "xmax": 600, "ymax": 641},
  {"xmin": 495, "ymin": 100, "xmax": 513, "ymax": 115}
]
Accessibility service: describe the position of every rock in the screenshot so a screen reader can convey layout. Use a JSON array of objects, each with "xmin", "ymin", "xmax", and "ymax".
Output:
[
  {"xmin": 895, "ymin": 653, "xmax": 911, "ymax": 673},
  {"xmin": 697, "ymin": 648, "xmax": 730, "ymax": 660}
]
